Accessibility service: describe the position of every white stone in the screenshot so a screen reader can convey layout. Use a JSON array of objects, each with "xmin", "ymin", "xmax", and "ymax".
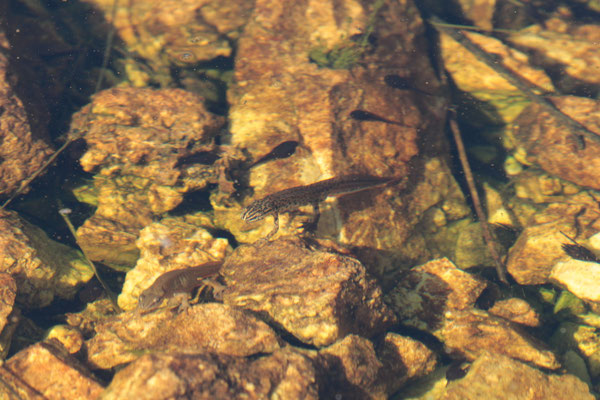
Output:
[{"xmin": 550, "ymin": 259, "xmax": 600, "ymax": 303}]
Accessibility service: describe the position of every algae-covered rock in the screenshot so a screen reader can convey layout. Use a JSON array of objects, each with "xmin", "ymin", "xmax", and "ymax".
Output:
[
  {"xmin": 440, "ymin": 30, "xmax": 554, "ymax": 125},
  {"xmin": 69, "ymin": 87, "xmax": 225, "ymax": 269},
  {"xmin": 101, "ymin": 348, "xmax": 318, "ymax": 400},
  {"xmin": 441, "ymin": 352, "xmax": 593, "ymax": 400},
  {"xmin": 5, "ymin": 341, "xmax": 104, "ymax": 400},
  {"xmin": 551, "ymin": 322, "xmax": 600, "ymax": 379},
  {"xmin": 0, "ymin": 210, "xmax": 93, "ymax": 308},
  {"xmin": 86, "ymin": 303, "xmax": 280, "ymax": 369},
  {"xmin": 510, "ymin": 96, "xmax": 600, "ymax": 190},
  {"xmin": 221, "ymin": 237, "xmax": 396, "ymax": 347},
  {"xmin": 508, "ymin": 17, "xmax": 600, "ymax": 90},
  {"xmin": 81, "ymin": 0, "xmax": 253, "ymax": 86},
  {"xmin": 488, "ymin": 297, "xmax": 541, "ymax": 327},
  {"xmin": 0, "ymin": 29, "xmax": 54, "ymax": 197},
  {"xmin": 388, "ymin": 258, "xmax": 559, "ymax": 369}
]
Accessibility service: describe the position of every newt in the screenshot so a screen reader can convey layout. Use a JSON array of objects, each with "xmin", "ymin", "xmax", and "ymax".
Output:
[
  {"xmin": 241, "ymin": 174, "xmax": 401, "ymax": 241},
  {"xmin": 137, "ymin": 261, "xmax": 223, "ymax": 313}
]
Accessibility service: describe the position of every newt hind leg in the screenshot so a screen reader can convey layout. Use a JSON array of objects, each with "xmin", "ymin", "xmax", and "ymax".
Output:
[{"xmin": 300, "ymin": 202, "xmax": 320, "ymax": 234}]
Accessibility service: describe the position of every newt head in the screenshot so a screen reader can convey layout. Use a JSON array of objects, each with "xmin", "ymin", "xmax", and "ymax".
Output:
[
  {"xmin": 241, "ymin": 197, "xmax": 276, "ymax": 222},
  {"xmin": 137, "ymin": 287, "xmax": 164, "ymax": 312}
]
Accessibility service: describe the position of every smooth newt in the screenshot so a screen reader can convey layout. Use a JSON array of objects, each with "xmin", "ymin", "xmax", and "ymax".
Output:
[
  {"xmin": 241, "ymin": 174, "xmax": 401, "ymax": 241},
  {"xmin": 137, "ymin": 261, "xmax": 223, "ymax": 313}
]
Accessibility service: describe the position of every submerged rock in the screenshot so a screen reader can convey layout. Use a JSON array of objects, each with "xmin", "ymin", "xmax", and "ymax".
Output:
[
  {"xmin": 314, "ymin": 333, "xmax": 437, "ymax": 399},
  {"xmin": 101, "ymin": 348, "xmax": 318, "ymax": 400},
  {"xmin": 221, "ymin": 237, "xmax": 396, "ymax": 347},
  {"xmin": 220, "ymin": 0, "xmax": 467, "ymax": 277},
  {"xmin": 488, "ymin": 297, "xmax": 541, "ymax": 327},
  {"xmin": 4, "ymin": 341, "xmax": 104, "ymax": 400},
  {"xmin": 0, "ymin": 210, "xmax": 93, "ymax": 308},
  {"xmin": 506, "ymin": 192, "xmax": 600, "ymax": 285},
  {"xmin": 508, "ymin": 17, "xmax": 600, "ymax": 92},
  {"xmin": 551, "ymin": 259, "xmax": 600, "ymax": 305},
  {"xmin": 440, "ymin": 29, "xmax": 554, "ymax": 124},
  {"xmin": 82, "ymin": 0, "xmax": 252, "ymax": 86},
  {"xmin": 69, "ymin": 87, "xmax": 225, "ymax": 269},
  {"xmin": 441, "ymin": 352, "xmax": 593, "ymax": 400},
  {"xmin": 0, "ymin": 29, "xmax": 54, "ymax": 197},
  {"xmin": 86, "ymin": 303, "xmax": 281, "ymax": 369},
  {"xmin": 510, "ymin": 96, "xmax": 600, "ymax": 190},
  {"xmin": 387, "ymin": 258, "xmax": 559, "ymax": 369}
]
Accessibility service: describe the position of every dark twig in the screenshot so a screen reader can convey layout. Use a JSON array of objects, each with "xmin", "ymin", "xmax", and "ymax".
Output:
[
  {"xmin": 449, "ymin": 116, "xmax": 509, "ymax": 284},
  {"xmin": 59, "ymin": 207, "xmax": 121, "ymax": 311}
]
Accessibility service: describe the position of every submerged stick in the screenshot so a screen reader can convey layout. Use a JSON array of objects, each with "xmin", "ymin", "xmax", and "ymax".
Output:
[
  {"xmin": 449, "ymin": 117, "xmax": 509, "ymax": 284},
  {"xmin": 59, "ymin": 207, "xmax": 120, "ymax": 310}
]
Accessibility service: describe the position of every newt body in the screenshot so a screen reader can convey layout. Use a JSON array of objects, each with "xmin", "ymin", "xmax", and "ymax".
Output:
[
  {"xmin": 242, "ymin": 175, "xmax": 399, "ymax": 240},
  {"xmin": 137, "ymin": 261, "xmax": 222, "ymax": 313}
]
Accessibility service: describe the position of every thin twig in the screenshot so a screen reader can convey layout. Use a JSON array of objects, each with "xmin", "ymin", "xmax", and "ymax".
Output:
[
  {"xmin": 59, "ymin": 207, "xmax": 121, "ymax": 311},
  {"xmin": 449, "ymin": 116, "xmax": 509, "ymax": 284}
]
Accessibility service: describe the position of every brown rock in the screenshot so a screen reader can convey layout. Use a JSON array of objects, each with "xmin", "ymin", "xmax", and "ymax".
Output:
[
  {"xmin": 5, "ymin": 341, "xmax": 103, "ymax": 400},
  {"xmin": 0, "ymin": 210, "xmax": 93, "ymax": 308},
  {"xmin": 69, "ymin": 87, "xmax": 225, "ymax": 268},
  {"xmin": 511, "ymin": 96, "xmax": 600, "ymax": 190},
  {"xmin": 101, "ymin": 349, "xmax": 318, "ymax": 400},
  {"xmin": 454, "ymin": 0, "xmax": 497, "ymax": 31},
  {"xmin": 86, "ymin": 303, "xmax": 281, "ymax": 369},
  {"xmin": 508, "ymin": 17, "xmax": 600, "ymax": 90},
  {"xmin": 0, "ymin": 273, "xmax": 16, "ymax": 332},
  {"xmin": 376, "ymin": 332, "xmax": 437, "ymax": 394},
  {"xmin": 0, "ymin": 366, "xmax": 45, "ymax": 400},
  {"xmin": 0, "ymin": 30, "xmax": 54, "ymax": 197},
  {"xmin": 387, "ymin": 258, "xmax": 558, "ymax": 369},
  {"xmin": 506, "ymin": 192, "xmax": 600, "ymax": 285},
  {"xmin": 45, "ymin": 325, "xmax": 85, "ymax": 354},
  {"xmin": 551, "ymin": 259, "xmax": 600, "ymax": 305},
  {"xmin": 441, "ymin": 352, "xmax": 594, "ymax": 400},
  {"xmin": 221, "ymin": 237, "xmax": 396, "ymax": 347},
  {"xmin": 311, "ymin": 333, "xmax": 437, "ymax": 399},
  {"xmin": 440, "ymin": 30, "xmax": 554, "ymax": 124},
  {"xmin": 386, "ymin": 258, "xmax": 488, "ymax": 330},
  {"xmin": 488, "ymin": 297, "xmax": 541, "ymax": 327},
  {"xmin": 439, "ymin": 308, "xmax": 559, "ymax": 370},
  {"xmin": 316, "ymin": 335, "xmax": 384, "ymax": 399},
  {"xmin": 83, "ymin": 0, "xmax": 252, "ymax": 85}
]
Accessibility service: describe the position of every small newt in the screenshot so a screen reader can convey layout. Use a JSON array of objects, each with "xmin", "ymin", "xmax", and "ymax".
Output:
[
  {"xmin": 242, "ymin": 174, "xmax": 400, "ymax": 241},
  {"xmin": 249, "ymin": 141, "xmax": 299, "ymax": 168},
  {"xmin": 137, "ymin": 261, "xmax": 223, "ymax": 313}
]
